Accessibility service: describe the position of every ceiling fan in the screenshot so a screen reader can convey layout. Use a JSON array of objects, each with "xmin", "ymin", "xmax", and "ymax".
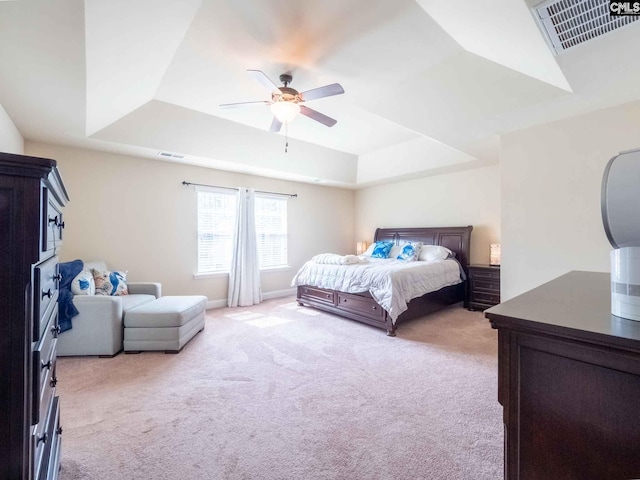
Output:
[{"xmin": 220, "ymin": 70, "xmax": 345, "ymax": 133}]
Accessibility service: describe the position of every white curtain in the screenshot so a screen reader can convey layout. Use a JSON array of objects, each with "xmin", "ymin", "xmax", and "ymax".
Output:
[{"xmin": 228, "ymin": 188, "xmax": 262, "ymax": 307}]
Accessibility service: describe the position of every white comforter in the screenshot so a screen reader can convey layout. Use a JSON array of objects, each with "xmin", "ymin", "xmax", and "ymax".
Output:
[
  {"xmin": 311, "ymin": 253, "xmax": 369, "ymax": 265},
  {"xmin": 291, "ymin": 257, "xmax": 462, "ymax": 323}
]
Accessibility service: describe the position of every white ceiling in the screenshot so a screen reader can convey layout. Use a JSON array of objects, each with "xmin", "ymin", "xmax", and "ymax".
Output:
[{"xmin": 1, "ymin": 0, "xmax": 640, "ymax": 187}]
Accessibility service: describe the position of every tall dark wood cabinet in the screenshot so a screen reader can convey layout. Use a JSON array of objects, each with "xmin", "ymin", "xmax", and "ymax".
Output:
[
  {"xmin": 0, "ymin": 152, "xmax": 69, "ymax": 479},
  {"xmin": 486, "ymin": 271, "xmax": 640, "ymax": 480}
]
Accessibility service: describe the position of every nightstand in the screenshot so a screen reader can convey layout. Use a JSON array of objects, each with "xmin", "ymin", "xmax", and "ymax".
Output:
[{"xmin": 468, "ymin": 264, "xmax": 501, "ymax": 311}]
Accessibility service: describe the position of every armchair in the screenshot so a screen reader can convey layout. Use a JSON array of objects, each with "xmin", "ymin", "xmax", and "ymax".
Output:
[{"xmin": 56, "ymin": 261, "xmax": 161, "ymax": 357}]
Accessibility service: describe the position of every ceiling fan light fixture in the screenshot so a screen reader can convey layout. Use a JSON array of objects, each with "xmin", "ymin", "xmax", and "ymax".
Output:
[{"xmin": 270, "ymin": 101, "xmax": 301, "ymax": 123}]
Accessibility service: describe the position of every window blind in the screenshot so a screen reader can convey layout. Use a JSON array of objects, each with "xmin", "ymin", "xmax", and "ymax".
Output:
[
  {"xmin": 255, "ymin": 195, "xmax": 288, "ymax": 269},
  {"xmin": 197, "ymin": 190, "xmax": 236, "ymax": 273}
]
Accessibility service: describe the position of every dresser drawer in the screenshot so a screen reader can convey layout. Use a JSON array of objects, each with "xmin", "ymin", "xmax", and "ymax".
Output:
[
  {"xmin": 32, "ymin": 359, "xmax": 56, "ymax": 468},
  {"xmin": 42, "ymin": 396, "xmax": 62, "ymax": 480},
  {"xmin": 470, "ymin": 290, "xmax": 500, "ymax": 306},
  {"xmin": 33, "ymin": 396, "xmax": 60, "ymax": 480},
  {"xmin": 337, "ymin": 292, "xmax": 384, "ymax": 319},
  {"xmin": 469, "ymin": 268, "xmax": 500, "ymax": 281},
  {"xmin": 32, "ymin": 316, "xmax": 57, "ymax": 427},
  {"xmin": 41, "ymin": 185, "xmax": 64, "ymax": 260},
  {"xmin": 299, "ymin": 286, "xmax": 335, "ymax": 305},
  {"xmin": 472, "ymin": 279, "xmax": 500, "ymax": 293},
  {"xmin": 32, "ymin": 352, "xmax": 57, "ymax": 428},
  {"xmin": 33, "ymin": 256, "xmax": 59, "ymax": 340},
  {"xmin": 38, "ymin": 311, "xmax": 58, "ymax": 386}
]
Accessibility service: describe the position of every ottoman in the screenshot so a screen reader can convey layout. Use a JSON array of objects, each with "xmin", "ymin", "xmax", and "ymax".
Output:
[{"xmin": 124, "ymin": 295, "xmax": 207, "ymax": 353}]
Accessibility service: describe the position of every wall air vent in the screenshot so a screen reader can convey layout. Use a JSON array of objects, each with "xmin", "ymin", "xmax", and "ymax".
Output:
[
  {"xmin": 158, "ymin": 151, "xmax": 185, "ymax": 160},
  {"xmin": 534, "ymin": 0, "xmax": 640, "ymax": 55}
]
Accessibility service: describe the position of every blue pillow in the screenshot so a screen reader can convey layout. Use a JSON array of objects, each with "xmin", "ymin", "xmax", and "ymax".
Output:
[
  {"xmin": 371, "ymin": 241, "xmax": 394, "ymax": 258},
  {"xmin": 397, "ymin": 242, "xmax": 422, "ymax": 261}
]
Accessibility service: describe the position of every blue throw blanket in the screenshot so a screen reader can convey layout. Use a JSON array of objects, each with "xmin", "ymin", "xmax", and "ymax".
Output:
[{"xmin": 58, "ymin": 259, "xmax": 83, "ymax": 332}]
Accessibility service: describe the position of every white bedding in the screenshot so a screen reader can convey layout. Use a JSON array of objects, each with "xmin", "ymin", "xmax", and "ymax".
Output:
[
  {"xmin": 291, "ymin": 257, "xmax": 462, "ymax": 323},
  {"xmin": 311, "ymin": 253, "xmax": 369, "ymax": 265}
]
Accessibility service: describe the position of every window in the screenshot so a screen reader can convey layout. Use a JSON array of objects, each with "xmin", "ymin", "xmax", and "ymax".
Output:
[
  {"xmin": 197, "ymin": 189, "xmax": 288, "ymax": 274},
  {"xmin": 255, "ymin": 195, "xmax": 288, "ymax": 269},
  {"xmin": 197, "ymin": 190, "xmax": 236, "ymax": 273}
]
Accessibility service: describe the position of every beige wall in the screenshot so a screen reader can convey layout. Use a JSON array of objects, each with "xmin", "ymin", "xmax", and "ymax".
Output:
[
  {"xmin": 26, "ymin": 142, "xmax": 355, "ymax": 304},
  {"xmin": 354, "ymin": 165, "xmax": 501, "ymax": 265},
  {"xmin": 500, "ymin": 100, "xmax": 640, "ymax": 300},
  {"xmin": 0, "ymin": 103, "xmax": 24, "ymax": 154}
]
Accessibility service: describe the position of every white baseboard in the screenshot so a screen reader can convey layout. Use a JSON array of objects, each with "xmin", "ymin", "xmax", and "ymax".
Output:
[
  {"xmin": 206, "ymin": 287, "xmax": 296, "ymax": 310},
  {"xmin": 263, "ymin": 287, "xmax": 296, "ymax": 300},
  {"xmin": 206, "ymin": 299, "xmax": 228, "ymax": 310}
]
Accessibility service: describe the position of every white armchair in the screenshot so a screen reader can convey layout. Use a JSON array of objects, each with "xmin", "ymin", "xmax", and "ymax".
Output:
[{"xmin": 57, "ymin": 261, "xmax": 161, "ymax": 357}]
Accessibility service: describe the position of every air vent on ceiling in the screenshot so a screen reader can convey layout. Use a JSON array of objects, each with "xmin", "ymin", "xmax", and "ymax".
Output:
[
  {"xmin": 158, "ymin": 151, "xmax": 185, "ymax": 160},
  {"xmin": 534, "ymin": 0, "xmax": 640, "ymax": 55}
]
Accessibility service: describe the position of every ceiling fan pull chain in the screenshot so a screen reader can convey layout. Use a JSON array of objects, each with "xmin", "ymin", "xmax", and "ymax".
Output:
[{"xmin": 285, "ymin": 123, "xmax": 289, "ymax": 153}]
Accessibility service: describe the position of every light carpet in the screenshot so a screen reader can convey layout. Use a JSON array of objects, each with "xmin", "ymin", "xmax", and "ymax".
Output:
[{"xmin": 57, "ymin": 298, "xmax": 503, "ymax": 480}]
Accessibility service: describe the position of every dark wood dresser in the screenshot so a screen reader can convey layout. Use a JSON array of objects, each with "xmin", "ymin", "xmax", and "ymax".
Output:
[
  {"xmin": 485, "ymin": 271, "xmax": 640, "ymax": 480},
  {"xmin": 468, "ymin": 264, "xmax": 500, "ymax": 310},
  {"xmin": 0, "ymin": 152, "xmax": 69, "ymax": 479}
]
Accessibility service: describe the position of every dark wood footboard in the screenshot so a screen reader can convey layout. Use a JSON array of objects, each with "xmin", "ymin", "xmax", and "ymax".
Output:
[
  {"xmin": 297, "ymin": 283, "xmax": 465, "ymax": 336},
  {"xmin": 297, "ymin": 285, "xmax": 394, "ymax": 334}
]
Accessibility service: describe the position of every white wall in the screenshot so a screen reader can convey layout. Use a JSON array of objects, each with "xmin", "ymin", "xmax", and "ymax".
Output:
[
  {"xmin": 0, "ymin": 103, "xmax": 24, "ymax": 154},
  {"xmin": 355, "ymin": 165, "xmax": 500, "ymax": 264},
  {"xmin": 500, "ymin": 100, "xmax": 640, "ymax": 300},
  {"xmin": 26, "ymin": 142, "xmax": 355, "ymax": 305}
]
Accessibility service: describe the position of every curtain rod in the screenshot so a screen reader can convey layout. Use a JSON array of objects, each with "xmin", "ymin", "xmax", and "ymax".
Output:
[{"xmin": 182, "ymin": 181, "xmax": 297, "ymax": 198}]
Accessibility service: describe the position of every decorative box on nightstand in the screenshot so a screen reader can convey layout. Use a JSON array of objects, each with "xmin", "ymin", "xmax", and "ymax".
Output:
[{"xmin": 468, "ymin": 264, "xmax": 500, "ymax": 311}]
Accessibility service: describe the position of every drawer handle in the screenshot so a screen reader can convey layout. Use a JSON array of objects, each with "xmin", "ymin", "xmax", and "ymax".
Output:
[
  {"xmin": 58, "ymin": 221, "xmax": 65, "ymax": 230},
  {"xmin": 42, "ymin": 289, "xmax": 52, "ymax": 299},
  {"xmin": 372, "ymin": 306, "xmax": 377, "ymax": 310},
  {"xmin": 50, "ymin": 324, "xmax": 61, "ymax": 338},
  {"xmin": 56, "ymin": 427, "xmax": 63, "ymax": 436},
  {"xmin": 342, "ymin": 298, "xmax": 347, "ymax": 303},
  {"xmin": 48, "ymin": 216, "xmax": 58, "ymax": 226},
  {"xmin": 37, "ymin": 432, "xmax": 48, "ymax": 446},
  {"xmin": 41, "ymin": 360, "xmax": 52, "ymax": 371},
  {"xmin": 52, "ymin": 274, "xmax": 62, "ymax": 281},
  {"xmin": 50, "ymin": 376, "xmax": 58, "ymax": 388},
  {"xmin": 326, "ymin": 294, "xmax": 331, "ymax": 299}
]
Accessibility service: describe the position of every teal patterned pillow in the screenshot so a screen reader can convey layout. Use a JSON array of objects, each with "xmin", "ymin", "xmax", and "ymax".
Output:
[
  {"xmin": 371, "ymin": 241, "xmax": 394, "ymax": 258},
  {"xmin": 397, "ymin": 242, "xmax": 423, "ymax": 261},
  {"xmin": 92, "ymin": 269, "xmax": 128, "ymax": 296}
]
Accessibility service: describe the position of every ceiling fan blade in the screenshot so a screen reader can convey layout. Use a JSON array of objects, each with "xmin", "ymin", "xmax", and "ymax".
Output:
[
  {"xmin": 299, "ymin": 105, "xmax": 337, "ymax": 127},
  {"xmin": 300, "ymin": 83, "xmax": 345, "ymax": 102},
  {"xmin": 269, "ymin": 117, "xmax": 283, "ymax": 133},
  {"xmin": 219, "ymin": 100, "xmax": 269, "ymax": 108},
  {"xmin": 247, "ymin": 70, "xmax": 282, "ymax": 95}
]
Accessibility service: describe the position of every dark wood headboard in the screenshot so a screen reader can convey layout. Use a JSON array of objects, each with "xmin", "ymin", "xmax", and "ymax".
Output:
[{"xmin": 373, "ymin": 226, "xmax": 473, "ymax": 272}]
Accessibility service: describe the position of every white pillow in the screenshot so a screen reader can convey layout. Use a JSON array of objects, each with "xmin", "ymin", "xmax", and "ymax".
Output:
[
  {"xmin": 419, "ymin": 245, "xmax": 452, "ymax": 262},
  {"xmin": 362, "ymin": 243, "xmax": 375, "ymax": 256},
  {"xmin": 71, "ymin": 269, "xmax": 95, "ymax": 295},
  {"xmin": 388, "ymin": 245, "xmax": 403, "ymax": 259}
]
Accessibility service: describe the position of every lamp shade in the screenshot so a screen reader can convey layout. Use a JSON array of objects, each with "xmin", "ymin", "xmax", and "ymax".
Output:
[
  {"xmin": 270, "ymin": 101, "xmax": 301, "ymax": 123},
  {"xmin": 356, "ymin": 241, "xmax": 368, "ymax": 255},
  {"xmin": 490, "ymin": 243, "xmax": 501, "ymax": 266}
]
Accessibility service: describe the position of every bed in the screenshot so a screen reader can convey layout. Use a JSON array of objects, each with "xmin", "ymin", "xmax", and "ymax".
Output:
[{"xmin": 293, "ymin": 226, "xmax": 472, "ymax": 336}]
